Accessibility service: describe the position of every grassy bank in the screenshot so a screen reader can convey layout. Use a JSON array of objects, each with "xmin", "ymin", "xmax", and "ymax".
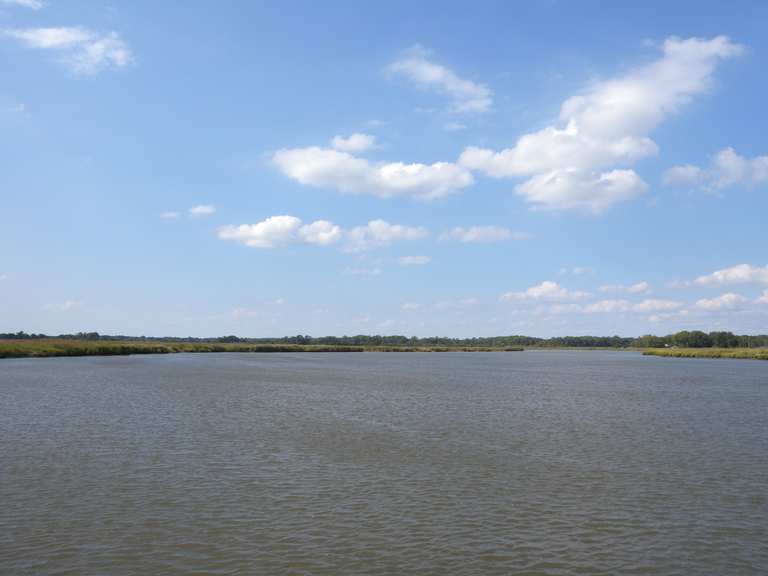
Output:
[
  {"xmin": 0, "ymin": 339, "xmax": 524, "ymax": 359},
  {"xmin": 0, "ymin": 339, "xmax": 364, "ymax": 358},
  {"xmin": 643, "ymin": 348, "xmax": 768, "ymax": 360}
]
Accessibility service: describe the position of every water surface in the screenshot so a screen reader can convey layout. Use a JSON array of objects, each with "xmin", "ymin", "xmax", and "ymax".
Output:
[{"xmin": 1, "ymin": 351, "xmax": 766, "ymax": 574}]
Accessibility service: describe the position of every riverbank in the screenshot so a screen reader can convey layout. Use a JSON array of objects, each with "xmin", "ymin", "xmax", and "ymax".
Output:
[
  {"xmin": 643, "ymin": 348, "xmax": 768, "ymax": 360},
  {"xmin": 0, "ymin": 339, "xmax": 524, "ymax": 358}
]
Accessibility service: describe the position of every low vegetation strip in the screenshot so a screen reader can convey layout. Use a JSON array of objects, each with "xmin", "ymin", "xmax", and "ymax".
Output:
[
  {"xmin": 643, "ymin": 348, "xmax": 768, "ymax": 360},
  {"xmin": 0, "ymin": 340, "xmax": 362, "ymax": 358},
  {"xmin": 0, "ymin": 339, "xmax": 525, "ymax": 359}
]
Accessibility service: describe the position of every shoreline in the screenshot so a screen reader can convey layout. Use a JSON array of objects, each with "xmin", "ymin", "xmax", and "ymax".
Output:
[
  {"xmin": 642, "ymin": 348, "xmax": 768, "ymax": 361},
  {"xmin": 2, "ymin": 339, "xmax": 766, "ymax": 360},
  {"xmin": 0, "ymin": 339, "xmax": 526, "ymax": 359}
]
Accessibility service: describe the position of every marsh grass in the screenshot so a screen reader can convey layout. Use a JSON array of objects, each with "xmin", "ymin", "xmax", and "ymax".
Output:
[
  {"xmin": 0, "ymin": 339, "xmax": 524, "ymax": 359},
  {"xmin": 643, "ymin": 348, "xmax": 768, "ymax": 360}
]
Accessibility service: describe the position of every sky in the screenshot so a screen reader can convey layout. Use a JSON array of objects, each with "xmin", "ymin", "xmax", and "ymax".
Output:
[{"xmin": 1, "ymin": 0, "xmax": 767, "ymax": 338}]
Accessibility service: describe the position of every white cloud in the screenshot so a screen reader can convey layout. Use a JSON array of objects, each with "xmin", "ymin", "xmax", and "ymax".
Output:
[
  {"xmin": 648, "ymin": 309, "xmax": 690, "ymax": 323},
  {"xmin": 664, "ymin": 148, "xmax": 768, "ymax": 191},
  {"xmin": 2, "ymin": 0, "xmax": 43, "ymax": 10},
  {"xmin": 343, "ymin": 267, "xmax": 382, "ymax": 277},
  {"xmin": 344, "ymin": 219, "xmax": 428, "ymax": 252},
  {"xmin": 599, "ymin": 281, "xmax": 651, "ymax": 294},
  {"xmin": 189, "ymin": 204, "xmax": 216, "ymax": 218},
  {"xmin": 43, "ymin": 299, "xmax": 82, "ymax": 312},
  {"xmin": 398, "ymin": 255, "xmax": 431, "ymax": 266},
  {"xmin": 400, "ymin": 302, "xmax": 420, "ymax": 311},
  {"xmin": 500, "ymin": 281, "xmax": 591, "ymax": 303},
  {"xmin": 578, "ymin": 298, "xmax": 682, "ymax": 314},
  {"xmin": 459, "ymin": 36, "xmax": 742, "ymax": 212},
  {"xmin": 160, "ymin": 211, "xmax": 180, "ymax": 220},
  {"xmin": 583, "ymin": 299, "xmax": 632, "ymax": 313},
  {"xmin": 695, "ymin": 292, "xmax": 748, "ymax": 310},
  {"xmin": 559, "ymin": 266, "xmax": 593, "ymax": 276},
  {"xmin": 512, "ymin": 168, "xmax": 648, "ymax": 213},
  {"xmin": 330, "ymin": 133, "xmax": 378, "ymax": 153},
  {"xmin": 632, "ymin": 299, "xmax": 683, "ymax": 312},
  {"xmin": 441, "ymin": 225, "xmax": 528, "ymax": 243},
  {"xmin": 219, "ymin": 216, "xmax": 425, "ymax": 252},
  {"xmin": 218, "ymin": 215, "xmax": 342, "ymax": 249},
  {"xmin": 3, "ymin": 27, "xmax": 133, "ymax": 74},
  {"xmin": 386, "ymin": 44, "xmax": 493, "ymax": 114},
  {"xmin": 666, "ymin": 279, "xmax": 692, "ymax": 289},
  {"xmin": 694, "ymin": 264, "xmax": 768, "ymax": 286},
  {"xmin": 757, "ymin": 291, "xmax": 768, "ymax": 305},
  {"xmin": 272, "ymin": 146, "xmax": 473, "ymax": 200},
  {"xmin": 297, "ymin": 220, "xmax": 343, "ymax": 246},
  {"xmin": 662, "ymin": 164, "xmax": 702, "ymax": 186},
  {"xmin": 627, "ymin": 281, "xmax": 651, "ymax": 293}
]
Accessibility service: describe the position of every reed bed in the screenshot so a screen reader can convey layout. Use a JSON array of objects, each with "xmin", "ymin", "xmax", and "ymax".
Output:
[{"xmin": 643, "ymin": 348, "xmax": 768, "ymax": 360}]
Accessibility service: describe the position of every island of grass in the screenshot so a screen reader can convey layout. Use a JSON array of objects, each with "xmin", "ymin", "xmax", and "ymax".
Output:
[{"xmin": 642, "ymin": 348, "xmax": 768, "ymax": 360}]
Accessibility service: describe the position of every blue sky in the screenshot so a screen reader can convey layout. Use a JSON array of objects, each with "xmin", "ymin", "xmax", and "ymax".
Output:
[{"xmin": 2, "ymin": 0, "xmax": 767, "ymax": 338}]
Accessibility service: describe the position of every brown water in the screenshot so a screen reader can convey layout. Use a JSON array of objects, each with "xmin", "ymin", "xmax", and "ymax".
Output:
[{"xmin": 1, "ymin": 351, "xmax": 767, "ymax": 575}]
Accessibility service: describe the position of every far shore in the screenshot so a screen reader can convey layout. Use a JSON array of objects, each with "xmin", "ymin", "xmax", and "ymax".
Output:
[
  {"xmin": 0, "ymin": 339, "xmax": 526, "ymax": 359},
  {"xmin": 2, "ymin": 339, "xmax": 767, "ymax": 360}
]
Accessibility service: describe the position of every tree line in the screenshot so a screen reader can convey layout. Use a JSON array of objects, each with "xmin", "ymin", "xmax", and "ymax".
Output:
[{"xmin": 2, "ymin": 331, "xmax": 767, "ymax": 348}]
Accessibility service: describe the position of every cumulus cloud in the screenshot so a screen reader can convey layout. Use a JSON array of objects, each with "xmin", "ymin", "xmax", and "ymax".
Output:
[
  {"xmin": 344, "ymin": 219, "xmax": 428, "ymax": 252},
  {"xmin": 662, "ymin": 164, "xmax": 703, "ymax": 186},
  {"xmin": 664, "ymin": 148, "xmax": 768, "ymax": 192},
  {"xmin": 160, "ymin": 211, "xmax": 181, "ymax": 220},
  {"xmin": 272, "ymin": 145, "xmax": 473, "ymax": 200},
  {"xmin": 398, "ymin": 255, "xmax": 431, "ymax": 266},
  {"xmin": 218, "ymin": 215, "xmax": 342, "ymax": 249},
  {"xmin": 599, "ymin": 281, "xmax": 651, "ymax": 294},
  {"xmin": 559, "ymin": 266, "xmax": 593, "ymax": 276},
  {"xmin": 219, "ymin": 216, "xmax": 425, "ymax": 252},
  {"xmin": 582, "ymin": 298, "xmax": 681, "ymax": 314},
  {"xmin": 441, "ymin": 225, "xmax": 528, "ymax": 243},
  {"xmin": 513, "ymin": 168, "xmax": 648, "ymax": 213},
  {"xmin": 343, "ymin": 267, "xmax": 382, "ymax": 277},
  {"xmin": 757, "ymin": 291, "xmax": 768, "ymax": 305},
  {"xmin": 386, "ymin": 44, "xmax": 493, "ymax": 114},
  {"xmin": 631, "ymin": 299, "xmax": 684, "ymax": 312},
  {"xmin": 583, "ymin": 299, "xmax": 632, "ymax": 314},
  {"xmin": 648, "ymin": 309, "xmax": 690, "ymax": 323},
  {"xmin": 459, "ymin": 36, "xmax": 742, "ymax": 212},
  {"xmin": 331, "ymin": 133, "xmax": 378, "ymax": 153},
  {"xmin": 500, "ymin": 281, "xmax": 591, "ymax": 303},
  {"xmin": 695, "ymin": 292, "xmax": 748, "ymax": 310},
  {"xmin": 189, "ymin": 204, "xmax": 216, "ymax": 218},
  {"xmin": 2, "ymin": 27, "xmax": 133, "ymax": 74},
  {"xmin": 2, "ymin": 0, "xmax": 44, "ymax": 9},
  {"xmin": 694, "ymin": 263, "xmax": 768, "ymax": 286}
]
